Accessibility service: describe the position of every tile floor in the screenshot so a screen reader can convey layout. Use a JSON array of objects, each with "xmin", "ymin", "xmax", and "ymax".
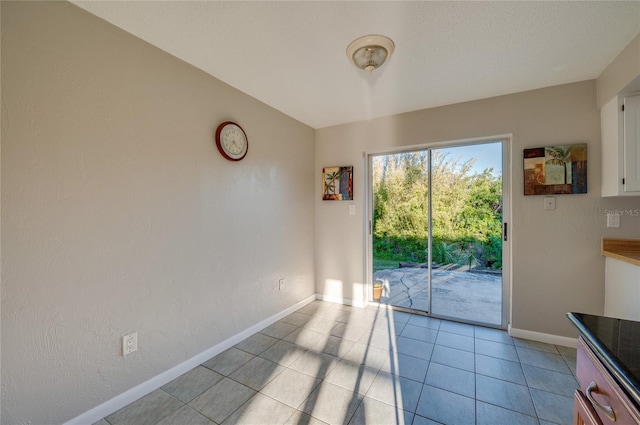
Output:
[{"xmin": 95, "ymin": 301, "xmax": 578, "ymax": 425}]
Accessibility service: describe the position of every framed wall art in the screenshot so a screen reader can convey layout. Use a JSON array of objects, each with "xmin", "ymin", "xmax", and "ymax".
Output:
[
  {"xmin": 524, "ymin": 143, "xmax": 587, "ymax": 195},
  {"xmin": 322, "ymin": 166, "xmax": 353, "ymax": 201}
]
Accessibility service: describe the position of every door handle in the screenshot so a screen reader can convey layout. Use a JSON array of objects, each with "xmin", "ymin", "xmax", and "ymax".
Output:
[{"xmin": 586, "ymin": 381, "xmax": 616, "ymax": 422}]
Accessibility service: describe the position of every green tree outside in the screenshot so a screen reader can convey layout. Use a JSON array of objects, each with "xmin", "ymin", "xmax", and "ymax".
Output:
[{"xmin": 372, "ymin": 149, "xmax": 502, "ymax": 270}]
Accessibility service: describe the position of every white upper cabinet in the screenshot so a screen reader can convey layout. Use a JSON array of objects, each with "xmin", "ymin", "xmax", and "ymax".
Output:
[
  {"xmin": 601, "ymin": 93, "xmax": 640, "ymax": 196},
  {"xmin": 624, "ymin": 95, "xmax": 640, "ymax": 192}
]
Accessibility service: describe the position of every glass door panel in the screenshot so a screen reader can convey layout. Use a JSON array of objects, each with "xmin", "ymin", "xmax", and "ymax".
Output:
[
  {"xmin": 429, "ymin": 142, "xmax": 503, "ymax": 325},
  {"xmin": 371, "ymin": 151, "xmax": 429, "ymax": 311}
]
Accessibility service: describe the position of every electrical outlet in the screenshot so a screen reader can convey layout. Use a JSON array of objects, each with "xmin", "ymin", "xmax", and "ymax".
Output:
[
  {"xmin": 278, "ymin": 278, "xmax": 285, "ymax": 291},
  {"xmin": 607, "ymin": 213, "xmax": 620, "ymax": 228},
  {"xmin": 122, "ymin": 332, "xmax": 137, "ymax": 356}
]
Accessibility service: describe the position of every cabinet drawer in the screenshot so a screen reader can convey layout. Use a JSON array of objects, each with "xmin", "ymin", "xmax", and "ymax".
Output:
[
  {"xmin": 576, "ymin": 338, "xmax": 640, "ymax": 424},
  {"xmin": 575, "ymin": 389, "xmax": 603, "ymax": 425}
]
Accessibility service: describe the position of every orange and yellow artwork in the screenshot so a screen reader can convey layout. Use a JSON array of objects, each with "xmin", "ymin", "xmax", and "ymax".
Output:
[
  {"xmin": 524, "ymin": 144, "xmax": 587, "ymax": 195},
  {"xmin": 322, "ymin": 166, "xmax": 353, "ymax": 201}
]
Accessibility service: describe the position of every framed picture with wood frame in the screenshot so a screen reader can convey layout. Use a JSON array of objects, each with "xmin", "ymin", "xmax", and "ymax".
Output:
[
  {"xmin": 322, "ymin": 166, "xmax": 353, "ymax": 200},
  {"xmin": 524, "ymin": 143, "xmax": 587, "ymax": 195}
]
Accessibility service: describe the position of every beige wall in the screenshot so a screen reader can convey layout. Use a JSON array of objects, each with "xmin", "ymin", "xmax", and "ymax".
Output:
[
  {"xmin": 597, "ymin": 32, "xmax": 640, "ymax": 107},
  {"xmin": 315, "ymin": 80, "xmax": 640, "ymax": 339},
  {"xmin": 1, "ymin": 2, "xmax": 315, "ymax": 423}
]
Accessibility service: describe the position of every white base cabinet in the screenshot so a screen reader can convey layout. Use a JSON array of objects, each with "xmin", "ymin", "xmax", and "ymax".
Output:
[{"xmin": 604, "ymin": 257, "xmax": 640, "ymax": 321}]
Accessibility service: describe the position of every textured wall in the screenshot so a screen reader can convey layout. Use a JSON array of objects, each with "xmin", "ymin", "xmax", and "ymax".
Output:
[
  {"xmin": 1, "ymin": 2, "xmax": 315, "ymax": 423},
  {"xmin": 315, "ymin": 80, "xmax": 640, "ymax": 338},
  {"xmin": 596, "ymin": 32, "xmax": 640, "ymax": 108}
]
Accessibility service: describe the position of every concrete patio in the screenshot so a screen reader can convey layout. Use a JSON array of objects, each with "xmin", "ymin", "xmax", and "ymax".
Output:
[{"xmin": 373, "ymin": 267, "xmax": 502, "ymax": 326}]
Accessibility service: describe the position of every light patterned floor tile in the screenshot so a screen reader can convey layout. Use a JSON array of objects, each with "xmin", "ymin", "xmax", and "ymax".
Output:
[
  {"xmin": 365, "ymin": 371, "xmax": 423, "ymax": 413},
  {"xmin": 261, "ymin": 368, "xmax": 322, "ymax": 408},
  {"xmin": 406, "ymin": 315, "xmax": 441, "ymax": 330},
  {"xmin": 155, "ymin": 405, "xmax": 215, "ymax": 425},
  {"xmin": 516, "ymin": 346, "xmax": 571, "ymax": 374},
  {"xmin": 475, "ymin": 339, "xmax": 519, "ymax": 362},
  {"xmin": 221, "ymin": 393, "xmax": 296, "ymax": 425},
  {"xmin": 161, "ymin": 365, "xmax": 224, "ymax": 403},
  {"xmin": 229, "ymin": 356, "xmax": 286, "ymax": 390},
  {"xmin": 289, "ymin": 349, "xmax": 339, "ymax": 379},
  {"xmin": 474, "ymin": 326, "xmax": 514, "ymax": 345},
  {"xmin": 431, "ymin": 345, "xmax": 475, "ymax": 372},
  {"xmin": 323, "ymin": 359, "xmax": 378, "ymax": 395},
  {"xmin": 513, "ymin": 338, "xmax": 559, "ymax": 353},
  {"xmin": 105, "ymin": 390, "xmax": 183, "ymax": 425},
  {"xmin": 416, "ymin": 385, "xmax": 475, "ymax": 425},
  {"xmin": 201, "ymin": 347, "xmax": 255, "ymax": 376},
  {"xmin": 284, "ymin": 327, "xmax": 328, "ymax": 349},
  {"xmin": 522, "ymin": 364, "xmax": 579, "ymax": 397},
  {"xmin": 439, "ymin": 320, "xmax": 475, "ymax": 337},
  {"xmin": 396, "ymin": 337, "xmax": 434, "ymax": 361},
  {"xmin": 188, "ymin": 378, "xmax": 256, "ymax": 424},
  {"xmin": 260, "ymin": 321, "xmax": 299, "ymax": 339},
  {"xmin": 309, "ymin": 334, "xmax": 355, "ymax": 358},
  {"xmin": 259, "ymin": 339, "xmax": 307, "ymax": 367},
  {"xmin": 341, "ymin": 342, "xmax": 391, "ymax": 370},
  {"xmin": 284, "ymin": 410, "xmax": 329, "ymax": 425},
  {"xmin": 425, "ymin": 362, "xmax": 475, "ymax": 398},
  {"xmin": 380, "ymin": 352, "xmax": 430, "ymax": 383},
  {"xmin": 475, "ymin": 354, "xmax": 526, "ymax": 385},
  {"xmin": 330, "ymin": 322, "xmax": 371, "ymax": 342},
  {"xmin": 303, "ymin": 316, "xmax": 341, "ymax": 334},
  {"xmin": 400, "ymin": 324, "xmax": 439, "ymax": 343},
  {"xmin": 435, "ymin": 331, "xmax": 474, "ymax": 352},
  {"xmin": 475, "ymin": 375, "xmax": 535, "ymax": 416},
  {"xmin": 529, "ymin": 388, "xmax": 574, "ymax": 425},
  {"xmin": 348, "ymin": 396, "xmax": 414, "ymax": 425},
  {"xmin": 476, "ymin": 401, "xmax": 539, "ymax": 425},
  {"xmin": 234, "ymin": 332, "xmax": 279, "ymax": 355},
  {"xmin": 300, "ymin": 381, "xmax": 363, "ymax": 425}
]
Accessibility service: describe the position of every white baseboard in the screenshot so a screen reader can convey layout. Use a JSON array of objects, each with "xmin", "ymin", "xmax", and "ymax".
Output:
[
  {"xmin": 316, "ymin": 293, "xmax": 366, "ymax": 308},
  {"xmin": 508, "ymin": 325, "xmax": 577, "ymax": 348},
  {"xmin": 65, "ymin": 294, "xmax": 317, "ymax": 425}
]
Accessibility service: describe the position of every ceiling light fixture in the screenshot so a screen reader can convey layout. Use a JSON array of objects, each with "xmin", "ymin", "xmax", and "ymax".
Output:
[{"xmin": 346, "ymin": 34, "xmax": 395, "ymax": 73}]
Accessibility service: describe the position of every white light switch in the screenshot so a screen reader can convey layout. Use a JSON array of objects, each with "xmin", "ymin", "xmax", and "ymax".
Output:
[
  {"xmin": 349, "ymin": 205, "xmax": 356, "ymax": 215},
  {"xmin": 543, "ymin": 197, "xmax": 556, "ymax": 210}
]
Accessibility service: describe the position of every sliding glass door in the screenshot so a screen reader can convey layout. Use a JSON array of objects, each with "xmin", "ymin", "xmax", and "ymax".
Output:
[{"xmin": 369, "ymin": 140, "xmax": 507, "ymax": 327}]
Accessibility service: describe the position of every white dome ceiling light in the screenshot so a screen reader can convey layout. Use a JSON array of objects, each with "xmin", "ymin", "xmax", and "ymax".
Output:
[{"xmin": 346, "ymin": 34, "xmax": 395, "ymax": 73}]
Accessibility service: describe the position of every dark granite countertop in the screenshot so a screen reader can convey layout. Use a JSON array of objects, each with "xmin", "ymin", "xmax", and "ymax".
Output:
[{"xmin": 567, "ymin": 312, "xmax": 640, "ymax": 408}]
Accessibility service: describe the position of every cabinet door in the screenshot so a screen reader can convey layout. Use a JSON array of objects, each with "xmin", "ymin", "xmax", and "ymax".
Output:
[
  {"xmin": 623, "ymin": 95, "xmax": 640, "ymax": 192},
  {"xmin": 574, "ymin": 390, "xmax": 603, "ymax": 425}
]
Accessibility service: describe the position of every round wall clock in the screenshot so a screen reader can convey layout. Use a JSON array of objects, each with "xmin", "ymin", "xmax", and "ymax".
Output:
[{"xmin": 215, "ymin": 121, "xmax": 248, "ymax": 161}]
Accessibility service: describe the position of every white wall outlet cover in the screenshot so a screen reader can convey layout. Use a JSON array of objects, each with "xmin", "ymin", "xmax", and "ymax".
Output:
[
  {"xmin": 349, "ymin": 205, "xmax": 356, "ymax": 215},
  {"xmin": 606, "ymin": 213, "xmax": 621, "ymax": 228},
  {"xmin": 122, "ymin": 332, "xmax": 138, "ymax": 356}
]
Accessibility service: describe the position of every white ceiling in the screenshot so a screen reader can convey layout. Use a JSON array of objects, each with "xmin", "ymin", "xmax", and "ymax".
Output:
[{"xmin": 72, "ymin": 1, "xmax": 640, "ymax": 129}]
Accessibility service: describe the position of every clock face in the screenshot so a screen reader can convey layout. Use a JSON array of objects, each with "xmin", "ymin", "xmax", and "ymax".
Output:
[{"xmin": 216, "ymin": 122, "xmax": 248, "ymax": 161}]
